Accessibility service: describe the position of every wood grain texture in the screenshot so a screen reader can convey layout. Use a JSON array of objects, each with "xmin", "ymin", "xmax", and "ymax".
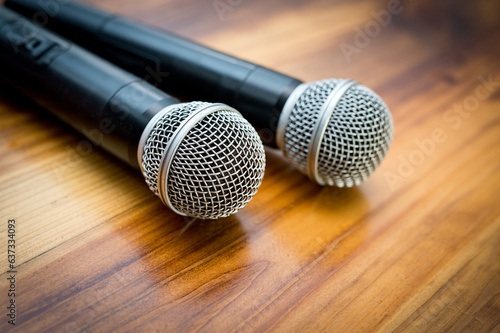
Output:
[{"xmin": 1, "ymin": 0, "xmax": 499, "ymax": 332}]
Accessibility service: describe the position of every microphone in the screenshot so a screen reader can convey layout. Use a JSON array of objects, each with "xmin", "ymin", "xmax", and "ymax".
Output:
[
  {"xmin": 0, "ymin": 6, "xmax": 266, "ymax": 219},
  {"xmin": 6, "ymin": 0, "xmax": 393, "ymax": 187}
]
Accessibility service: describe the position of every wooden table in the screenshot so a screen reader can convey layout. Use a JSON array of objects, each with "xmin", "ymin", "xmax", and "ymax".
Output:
[{"xmin": 1, "ymin": 0, "xmax": 499, "ymax": 331}]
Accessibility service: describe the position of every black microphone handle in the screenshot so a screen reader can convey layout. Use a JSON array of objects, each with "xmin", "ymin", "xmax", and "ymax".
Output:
[
  {"xmin": 5, "ymin": 0, "xmax": 303, "ymax": 146},
  {"xmin": 0, "ymin": 6, "xmax": 179, "ymax": 168}
]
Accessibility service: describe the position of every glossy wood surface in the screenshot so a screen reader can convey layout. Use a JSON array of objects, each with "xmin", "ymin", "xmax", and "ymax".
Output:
[{"xmin": 0, "ymin": 0, "xmax": 499, "ymax": 331}]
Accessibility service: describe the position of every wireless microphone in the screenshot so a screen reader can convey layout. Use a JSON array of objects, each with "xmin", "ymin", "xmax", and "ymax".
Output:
[
  {"xmin": 0, "ymin": 6, "xmax": 266, "ymax": 219},
  {"xmin": 6, "ymin": 0, "xmax": 393, "ymax": 187}
]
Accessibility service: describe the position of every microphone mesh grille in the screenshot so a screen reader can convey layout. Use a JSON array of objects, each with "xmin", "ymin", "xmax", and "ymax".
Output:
[
  {"xmin": 167, "ymin": 110, "xmax": 266, "ymax": 218},
  {"xmin": 142, "ymin": 102, "xmax": 266, "ymax": 219},
  {"xmin": 317, "ymin": 83, "xmax": 393, "ymax": 186},
  {"xmin": 283, "ymin": 79, "xmax": 393, "ymax": 187},
  {"xmin": 143, "ymin": 102, "xmax": 202, "ymax": 195},
  {"xmin": 284, "ymin": 80, "xmax": 335, "ymax": 175}
]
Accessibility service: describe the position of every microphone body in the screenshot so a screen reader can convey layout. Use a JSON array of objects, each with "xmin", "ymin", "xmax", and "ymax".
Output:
[
  {"xmin": 5, "ymin": 0, "xmax": 302, "ymax": 147},
  {"xmin": 0, "ymin": 6, "xmax": 266, "ymax": 219},
  {"xmin": 6, "ymin": 0, "xmax": 394, "ymax": 187},
  {"xmin": 0, "ymin": 5, "xmax": 178, "ymax": 168}
]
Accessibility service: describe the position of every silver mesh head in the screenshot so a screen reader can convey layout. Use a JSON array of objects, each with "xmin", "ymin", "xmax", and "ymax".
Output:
[
  {"xmin": 276, "ymin": 79, "xmax": 393, "ymax": 187},
  {"xmin": 139, "ymin": 102, "xmax": 266, "ymax": 219}
]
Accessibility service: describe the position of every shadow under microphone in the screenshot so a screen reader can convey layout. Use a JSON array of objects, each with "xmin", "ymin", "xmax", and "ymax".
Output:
[
  {"xmin": 0, "ymin": 7, "xmax": 266, "ymax": 219},
  {"xmin": 5, "ymin": 0, "xmax": 393, "ymax": 187}
]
